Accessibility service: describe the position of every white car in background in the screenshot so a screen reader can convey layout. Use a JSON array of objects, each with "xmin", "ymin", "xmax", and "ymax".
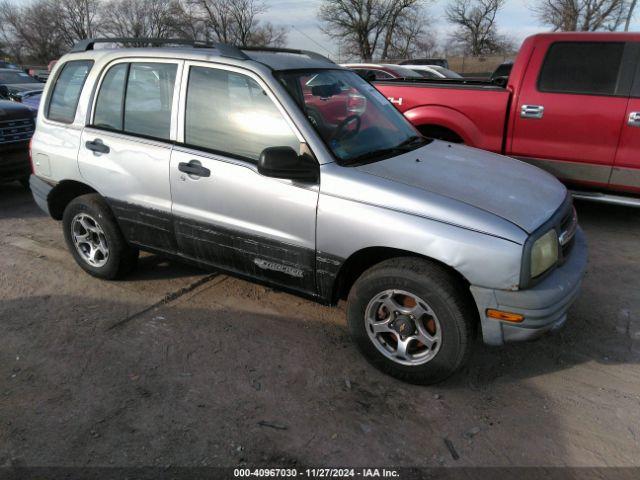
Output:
[{"xmin": 402, "ymin": 64, "xmax": 463, "ymax": 79}]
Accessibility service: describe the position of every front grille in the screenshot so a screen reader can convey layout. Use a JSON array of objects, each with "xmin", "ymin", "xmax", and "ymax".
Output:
[
  {"xmin": 0, "ymin": 117, "xmax": 35, "ymax": 145},
  {"xmin": 558, "ymin": 206, "xmax": 577, "ymax": 264}
]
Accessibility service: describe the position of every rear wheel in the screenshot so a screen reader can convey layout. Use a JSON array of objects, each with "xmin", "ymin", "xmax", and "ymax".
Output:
[
  {"xmin": 62, "ymin": 194, "xmax": 138, "ymax": 279},
  {"xmin": 347, "ymin": 257, "xmax": 475, "ymax": 384}
]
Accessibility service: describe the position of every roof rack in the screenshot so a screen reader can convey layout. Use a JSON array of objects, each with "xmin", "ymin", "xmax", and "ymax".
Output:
[
  {"xmin": 240, "ymin": 46, "xmax": 334, "ymax": 64},
  {"xmin": 70, "ymin": 38, "xmax": 335, "ymax": 65},
  {"xmin": 70, "ymin": 38, "xmax": 250, "ymax": 60}
]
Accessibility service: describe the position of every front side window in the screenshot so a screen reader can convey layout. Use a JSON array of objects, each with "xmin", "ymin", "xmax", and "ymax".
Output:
[
  {"xmin": 278, "ymin": 69, "xmax": 427, "ymax": 165},
  {"xmin": 184, "ymin": 66, "xmax": 300, "ymax": 161},
  {"xmin": 538, "ymin": 42, "xmax": 625, "ymax": 96},
  {"xmin": 47, "ymin": 60, "xmax": 93, "ymax": 123},
  {"xmin": 93, "ymin": 62, "xmax": 177, "ymax": 140}
]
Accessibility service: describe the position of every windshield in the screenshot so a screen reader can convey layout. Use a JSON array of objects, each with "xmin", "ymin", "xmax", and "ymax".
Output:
[
  {"xmin": 0, "ymin": 71, "xmax": 40, "ymax": 84},
  {"xmin": 431, "ymin": 66, "xmax": 463, "ymax": 79},
  {"xmin": 278, "ymin": 69, "xmax": 429, "ymax": 165},
  {"xmin": 387, "ymin": 65, "xmax": 423, "ymax": 78}
]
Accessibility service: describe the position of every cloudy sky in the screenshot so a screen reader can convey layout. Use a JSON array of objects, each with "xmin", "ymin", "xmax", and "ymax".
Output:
[{"xmin": 261, "ymin": 0, "xmax": 640, "ymax": 59}]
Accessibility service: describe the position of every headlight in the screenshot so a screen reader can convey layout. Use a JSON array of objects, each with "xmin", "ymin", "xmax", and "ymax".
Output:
[{"xmin": 530, "ymin": 229, "xmax": 558, "ymax": 278}]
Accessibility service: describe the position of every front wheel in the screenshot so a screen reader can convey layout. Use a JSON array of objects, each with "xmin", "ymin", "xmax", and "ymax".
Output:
[
  {"xmin": 62, "ymin": 194, "xmax": 139, "ymax": 280},
  {"xmin": 347, "ymin": 257, "xmax": 476, "ymax": 384}
]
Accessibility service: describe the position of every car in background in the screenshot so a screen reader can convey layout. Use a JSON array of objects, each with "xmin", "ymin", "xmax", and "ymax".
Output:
[
  {"xmin": 402, "ymin": 64, "xmax": 463, "ymax": 79},
  {"xmin": 490, "ymin": 60, "xmax": 514, "ymax": 84},
  {"xmin": 400, "ymin": 58, "xmax": 449, "ymax": 69},
  {"xmin": 373, "ymin": 32, "xmax": 640, "ymax": 204},
  {"xmin": 0, "ymin": 61, "xmax": 20, "ymax": 70},
  {"xmin": 0, "ymin": 68, "xmax": 44, "ymax": 100},
  {"xmin": 341, "ymin": 63, "xmax": 423, "ymax": 81},
  {"xmin": 0, "ymin": 99, "xmax": 36, "ymax": 188},
  {"xmin": 11, "ymin": 90, "xmax": 43, "ymax": 114}
]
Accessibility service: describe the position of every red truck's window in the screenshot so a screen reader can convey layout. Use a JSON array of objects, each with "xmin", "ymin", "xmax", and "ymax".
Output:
[{"xmin": 538, "ymin": 42, "xmax": 625, "ymax": 96}]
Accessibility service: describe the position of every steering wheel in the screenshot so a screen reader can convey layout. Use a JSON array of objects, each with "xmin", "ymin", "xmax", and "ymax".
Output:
[{"xmin": 331, "ymin": 115, "xmax": 361, "ymax": 142}]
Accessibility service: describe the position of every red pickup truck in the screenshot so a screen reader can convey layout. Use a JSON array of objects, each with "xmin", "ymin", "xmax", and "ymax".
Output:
[{"xmin": 373, "ymin": 33, "xmax": 640, "ymax": 205}]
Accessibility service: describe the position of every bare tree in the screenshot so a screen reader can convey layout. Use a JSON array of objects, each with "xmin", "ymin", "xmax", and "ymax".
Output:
[
  {"xmin": 0, "ymin": 0, "xmax": 66, "ymax": 63},
  {"xmin": 379, "ymin": 0, "xmax": 424, "ymax": 59},
  {"xmin": 445, "ymin": 0, "xmax": 506, "ymax": 55},
  {"xmin": 49, "ymin": 0, "xmax": 102, "ymax": 47},
  {"xmin": 319, "ymin": 0, "xmax": 433, "ymax": 61},
  {"xmin": 100, "ymin": 0, "xmax": 183, "ymax": 40},
  {"xmin": 318, "ymin": 0, "xmax": 389, "ymax": 60},
  {"xmin": 189, "ymin": 0, "xmax": 288, "ymax": 46},
  {"xmin": 384, "ymin": 9, "xmax": 436, "ymax": 60},
  {"xmin": 532, "ymin": 0, "xmax": 632, "ymax": 31}
]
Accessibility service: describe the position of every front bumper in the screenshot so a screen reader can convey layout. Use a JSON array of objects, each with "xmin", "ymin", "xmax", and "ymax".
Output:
[{"xmin": 470, "ymin": 227, "xmax": 588, "ymax": 346}]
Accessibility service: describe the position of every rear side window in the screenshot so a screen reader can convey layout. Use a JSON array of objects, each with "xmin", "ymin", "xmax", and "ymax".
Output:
[
  {"xmin": 92, "ymin": 62, "xmax": 177, "ymax": 140},
  {"xmin": 47, "ymin": 60, "xmax": 93, "ymax": 123},
  {"xmin": 538, "ymin": 42, "xmax": 625, "ymax": 96}
]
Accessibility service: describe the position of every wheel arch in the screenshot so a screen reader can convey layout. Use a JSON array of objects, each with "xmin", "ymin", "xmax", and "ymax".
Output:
[
  {"xmin": 403, "ymin": 105, "xmax": 480, "ymax": 146},
  {"xmin": 330, "ymin": 246, "xmax": 473, "ymax": 305},
  {"xmin": 48, "ymin": 179, "xmax": 98, "ymax": 220}
]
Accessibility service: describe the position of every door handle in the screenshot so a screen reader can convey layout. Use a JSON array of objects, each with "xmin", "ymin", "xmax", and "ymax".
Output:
[
  {"xmin": 178, "ymin": 160, "xmax": 210, "ymax": 178},
  {"xmin": 520, "ymin": 104, "xmax": 544, "ymax": 119},
  {"xmin": 628, "ymin": 112, "xmax": 640, "ymax": 127},
  {"xmin": 85, "ymin": 138, "xmax": 110, "ymax": 154}
]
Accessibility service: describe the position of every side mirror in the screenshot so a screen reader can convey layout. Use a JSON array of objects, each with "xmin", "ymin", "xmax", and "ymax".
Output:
[
  {"xmin": 311, "ymin": 83, "xmax": 341, "ymax": 98},
  {"xmin": 258, "ymin": 146, "xmax": 317, "ymax": 181}
]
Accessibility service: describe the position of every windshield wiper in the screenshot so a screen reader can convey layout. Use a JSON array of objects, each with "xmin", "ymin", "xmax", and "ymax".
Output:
[
  {"xmin": 395, "ymin": 135, "xmax": 429, "ymax": 150},
  {"xmin": 344, "ymin": 136, "xmax": 429, "ymax": 166}
]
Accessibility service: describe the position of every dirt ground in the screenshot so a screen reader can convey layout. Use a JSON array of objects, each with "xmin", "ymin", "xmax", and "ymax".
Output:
[{"xmin": 1, "ymin": 181, "xmax": 639, "ymax": 469}]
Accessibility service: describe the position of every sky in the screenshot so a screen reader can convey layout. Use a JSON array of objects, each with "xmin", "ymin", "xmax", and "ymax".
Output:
[
  {"xmin": 260, "ymin": 0, "xmax": 640, "ymax": 60},
  {"xmin": 7, "ymin": 0, "xmax": 640, "ymax": 59}
]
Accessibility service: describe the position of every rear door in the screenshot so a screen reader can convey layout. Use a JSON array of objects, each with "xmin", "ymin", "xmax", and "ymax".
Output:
[
  {"xmin": 78, "ymin": 58, "xmax": 183, "ymax": 252},
  {"xmin": 612, "ymin": 43, "xmax": 640, "ymax": 193},
  {"xmin": 169, "ymin": 62, "xmax": 319, "ymax": 294},
  {"xmin": 509, "ymin": 40, "xmax": 634, "ymax": 188}
]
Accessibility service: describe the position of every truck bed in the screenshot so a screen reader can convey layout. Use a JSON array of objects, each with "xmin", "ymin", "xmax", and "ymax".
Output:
[{"xmin": 373, "ymin": 79, "xmax": 511, "ymax": 153}]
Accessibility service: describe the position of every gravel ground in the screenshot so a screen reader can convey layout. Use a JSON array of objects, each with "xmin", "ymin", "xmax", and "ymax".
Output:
[{"xmin": 1, "ymin": 182, "xmax": 639, "ymax": 469}]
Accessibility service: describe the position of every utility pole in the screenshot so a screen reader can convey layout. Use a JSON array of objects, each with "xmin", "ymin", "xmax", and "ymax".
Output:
[{"xmin": 625, "ymin": 0, "xmax": 638, "ymax": 31}]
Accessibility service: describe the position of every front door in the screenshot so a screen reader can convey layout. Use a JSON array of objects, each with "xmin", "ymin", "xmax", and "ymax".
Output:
[
  {"xmin": 509, "ymin": 40, "xmax": 633, "ymax": 188},
  {"xmin": 78, "ymin": 59, "xmax": 183, "ymax": 253},
  {"xmin": 170, "ymin": 63, "xmax": 319, "ymax": 294},
  {"xmin": 612, "ymin": 47, "xmax": 640, "ymax": 193}
]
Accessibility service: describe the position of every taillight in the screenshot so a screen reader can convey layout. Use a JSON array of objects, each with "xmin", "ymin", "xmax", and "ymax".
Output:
[{"xmin": 29, "ymin": 138, "xmax": 34, "ymax": 174}]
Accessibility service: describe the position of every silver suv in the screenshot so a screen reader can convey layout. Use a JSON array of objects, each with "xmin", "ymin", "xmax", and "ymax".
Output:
[{"xmin": 30, "ymin": 39, "xmax": 587, "ymax": 384}]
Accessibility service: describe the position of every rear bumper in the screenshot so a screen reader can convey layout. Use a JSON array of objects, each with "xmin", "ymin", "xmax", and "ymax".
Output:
[
  {"xmin": 30, "ymin": 174, "xmax": 53, "ymax": 216},
  {"xmin": 0, "ymin": 144, "xmax": 30, "ymax": 182},
  {"xmin": 471, "ymin": 228, "xmax": 588, "ymax": 346}
]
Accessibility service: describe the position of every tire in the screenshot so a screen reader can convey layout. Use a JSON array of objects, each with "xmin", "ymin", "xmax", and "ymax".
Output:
[
  {"xmin": 19, "ymin": 177, "xmax": 30, "ymax": 190},
  {"xmin": 62, "ymin": 194, "xmax": 139, "ymax": 280},
  {"xmin": 347, "ymin": 257, "xmax": 475, "ymax": 384}
]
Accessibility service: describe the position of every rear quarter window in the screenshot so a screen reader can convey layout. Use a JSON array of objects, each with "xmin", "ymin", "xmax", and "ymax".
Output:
[
  {"xmin": 46, "ymin": 60, "xmax": 93, "ymax": 123},
  {"xmin": 538, "ymin": 42, "xmax": 625, "ymax": 96}
]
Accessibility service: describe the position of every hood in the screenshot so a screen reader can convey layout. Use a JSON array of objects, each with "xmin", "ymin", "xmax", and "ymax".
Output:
[
  {"xmin": 6, "ymin": 83, "xmax": 45, "ymax": 95},
  {"xmin": 354, "ymin": 141, "xmax": 567, "ymax": 234},
  {"xmin": 0, "ymin": 100, "xmax": 35, "ymax": 120}
]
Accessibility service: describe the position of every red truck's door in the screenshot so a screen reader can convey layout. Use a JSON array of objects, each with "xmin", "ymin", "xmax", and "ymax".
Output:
[
  {"xmin": 509, "ymin": 41, "xmax": 634, "ymax": 189},
  {"xmin": 612, "ymin": 52, "xmax": 640, "ymax": 194}
]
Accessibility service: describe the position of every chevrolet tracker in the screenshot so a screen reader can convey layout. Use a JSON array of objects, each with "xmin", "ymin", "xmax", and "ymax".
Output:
[{"xmin": 30, "ymin": 39, "xmax": 588, "ymax": 384}]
